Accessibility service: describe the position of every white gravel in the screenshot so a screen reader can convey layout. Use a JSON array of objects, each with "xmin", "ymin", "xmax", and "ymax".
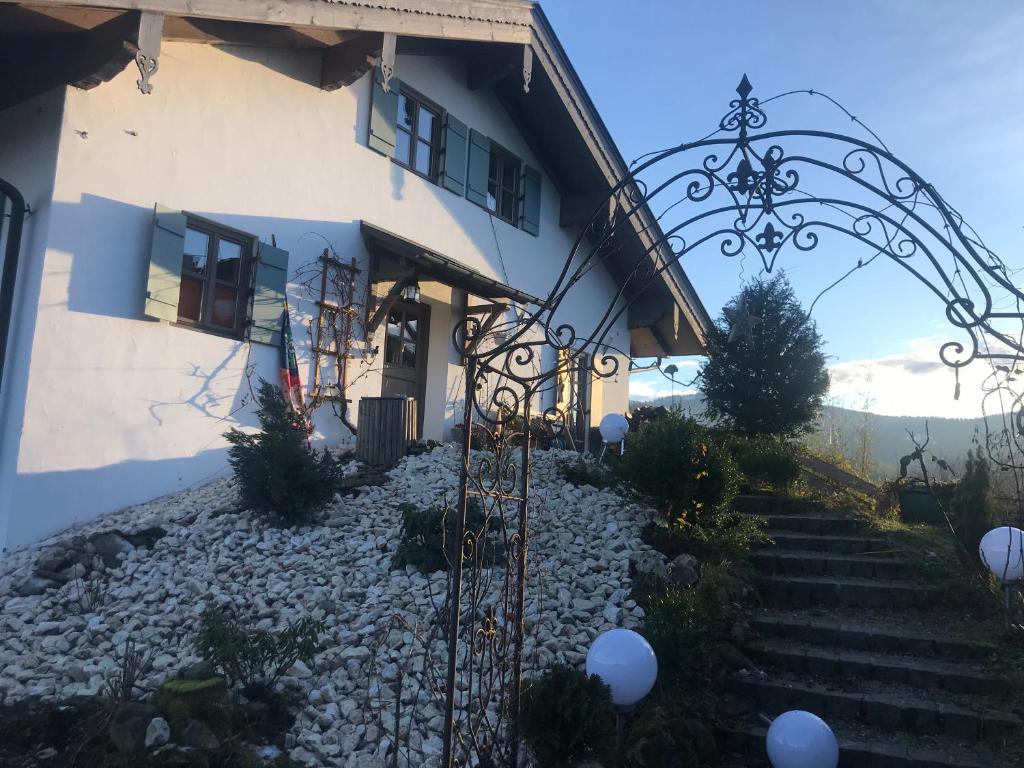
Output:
[{"xmin": 0, "ymin": 445, "xmax": 654, "ymax": 767}]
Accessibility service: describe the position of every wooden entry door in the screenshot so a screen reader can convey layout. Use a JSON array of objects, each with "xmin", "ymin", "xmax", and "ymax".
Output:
[{"xmin": 381, "ymin": 300, "xmax": 429, "ymax": 437}]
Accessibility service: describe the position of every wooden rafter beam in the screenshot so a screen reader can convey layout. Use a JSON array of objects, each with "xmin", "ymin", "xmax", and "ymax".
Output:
[
  {"xmin": 366, "ymin": 277, "xmax": 412, "ymax": 334},
  {"xmin": 463, "ymin": 303, "xmax": 505, "ymax": 356},
  {"xmin": 5, "ymin": 0, "xmax": 534, "ymax": 43},
  {"xmin": 0, "ymin": 9, "xmax": 163, "ymax": 110},
  {"xmin": 321, "ymin": 31, "xmax": 381, "ymax": 89}
]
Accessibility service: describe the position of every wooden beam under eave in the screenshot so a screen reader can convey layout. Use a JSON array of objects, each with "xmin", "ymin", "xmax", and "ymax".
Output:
[
  {"xmin": 162, "ymin": 16, "xmax": 335, "ymax": 47},
  {"xmin": 321, "ymin": 31, "xmax": 381, "ymax": 91},
  {"xmin": 0, "ymin": 10, "xmax": 144, "ymax": 110},
  {"xmin": 6, "ymin": 0, "xmax": 535, "ymax": 44}
]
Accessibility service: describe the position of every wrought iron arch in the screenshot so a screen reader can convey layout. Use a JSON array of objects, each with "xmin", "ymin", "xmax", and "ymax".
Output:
[{"xmin": 437, "ymin": 76, "xmax": 1024, "ymax": 767}]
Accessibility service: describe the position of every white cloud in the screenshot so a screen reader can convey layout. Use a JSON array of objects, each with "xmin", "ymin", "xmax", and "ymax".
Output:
[
  {"xmin": 828, "ymin": 336, "xmax": 1020, "ymax": 418},
  {"xmin": 629, "ymin": 377, "xmax": 699, "ymax": 402}
]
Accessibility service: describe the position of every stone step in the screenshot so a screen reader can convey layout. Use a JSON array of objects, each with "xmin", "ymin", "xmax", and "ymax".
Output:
[
  {"xmin": 747, "ymin": 638, "xmax": 999, "ymax": 695},
  {"xmin": 760, "ymin": 531, "xmax": 899, "ymax": 556},
  {"xmin": 732, "ymin": 494, "xmax": 835, "ymax": 516},
  {"xmin": 718, "ymin": 720, "xmax": 995, "ymax": 768},
  {"xmin": 731, "ymin": 675, "xmax": 1021, "ymax": 744},
  {"xmin": 752, "ymin": 550, "xmax": 915, "ymax": 580},
  {"xmin": 751, "ymin": 611, "xmax": 999, "ymax": 661},
  {"xmin": 759, "ymin": 575, "xmax": 941, "ymax": 609},
  {"xmin": 751, "ymin": 514, "xmax": 867, "ymax": 535}
]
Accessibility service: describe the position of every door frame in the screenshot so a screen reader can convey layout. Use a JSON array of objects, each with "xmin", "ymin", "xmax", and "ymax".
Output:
[{"xmin": 380, "ymin": 299, "xmax": 430, "ymax": 438}]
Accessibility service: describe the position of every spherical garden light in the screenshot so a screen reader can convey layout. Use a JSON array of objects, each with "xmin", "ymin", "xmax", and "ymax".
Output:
[
  {"xmin": 766, "ymin": 710, "xmax": 839, "ymax": 768},
  {"xmin": 598, "ymin": 413, "xmax": 629, "ymax": 458},
  {"xmin": 585, "ymin": 628, "xmax": 657, "ymax": 707},
  {"xmin": 979, "ymin": 526, "xmax": 1024, "ymax": 582}
]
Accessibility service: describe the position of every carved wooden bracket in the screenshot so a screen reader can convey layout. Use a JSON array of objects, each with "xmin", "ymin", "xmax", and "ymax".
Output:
[
  {"xmin": 380, "ymin": 31, "xmax": 397, "ymax": 93},
  {"xmin": 522, "ymin": 44, "xmax": 532, "ymax": 94},
  {"xmin": 135, "ymin": 10, "xmax": 163, "ymax": 94}
]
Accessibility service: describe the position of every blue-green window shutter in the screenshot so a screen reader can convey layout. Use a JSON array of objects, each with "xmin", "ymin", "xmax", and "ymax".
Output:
[
  {"xmin": 144, "ymin": 204, "xmax": 186, "ymax": 321},
  {"xmin": 466, "ymin": 129, "xmax": 491, "ymax": 207},
  {"xmin": 521, "ymin": 164, "xmax": 542, "ymax": 236},
  {"xmin": 441, "ymin": 114, "xmax": 468, "ymax": 195},
  {"xmin": 368, "ymin": 71, "xmax": 401, "ymax": 156},
  {"xmin": 249, "ymin": 242, "xmax": 289, "ymax": 346}
]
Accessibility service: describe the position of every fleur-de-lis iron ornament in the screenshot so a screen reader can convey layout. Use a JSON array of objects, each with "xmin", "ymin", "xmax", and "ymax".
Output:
[{"xmin": 436, "ymin": 74, "xmax": 1024, "ymax": 768}]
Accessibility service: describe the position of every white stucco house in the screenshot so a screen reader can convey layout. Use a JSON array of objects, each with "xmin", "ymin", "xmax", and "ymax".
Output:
[{"xmin": 0, "ymin": 0, "xmax": 709, "ymax": 550}]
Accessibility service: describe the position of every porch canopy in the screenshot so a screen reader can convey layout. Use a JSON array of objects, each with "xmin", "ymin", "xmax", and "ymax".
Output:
[{"xmin": 360, "ymin": 220, "xmax": 541, "ymax": 307}]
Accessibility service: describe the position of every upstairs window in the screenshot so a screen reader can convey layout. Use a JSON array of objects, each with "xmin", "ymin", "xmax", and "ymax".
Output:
[
  {"xmin": 487, "ymin": 144, "xmax": 521, "ymax": 224},
  {"xmin": 177, "ymin": 218, "xmax": 253, "ymax": 337},
  {"xmin": 395, "ymin": 89, "xmax": 440, "ymax": 179}
]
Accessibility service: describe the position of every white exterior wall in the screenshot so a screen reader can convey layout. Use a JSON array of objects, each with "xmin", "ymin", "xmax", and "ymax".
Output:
[{"xmin": 0, "ymin": 42, "xmax": 630, "ymax": 549}]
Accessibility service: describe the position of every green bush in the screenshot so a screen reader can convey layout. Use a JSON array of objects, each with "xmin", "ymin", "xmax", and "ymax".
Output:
[
  {"xmin": 392, "ymin": 497, "xmax": 505, "ymax": 573},
  {"xmin": 726, "ymin": 435, "xmax": 801, "ymax": 490},
  {"xmin": 520, "ymin": 665, "xmax": 616, "ymax": 768},
  {"xmin": 624, "ymin": 564, "xmax": 753, "ymax": 766},
  {"xmin": 225, "ymin": 380, "xmax": 343, "ymax": 526},
  {"xmin": 629, "ymin": 405, "xmax": 671, "ymax": 432},
  {"xmin": 196, "ymin": 606, "xmax": 324, "ymax": 690},
  {"xmin": 624, "ymin": 703, "xmax": 717, "ymax": 768},
  {"xmin": 618, "ymin": 412, "xmax": 740, "ymax": 527},
  {"xmin": 641, "ymin": 564, "xmax": 749, "ymax": 683},
  {"xmin": 949, "ymin": 448, "xmax": 995, "ymax": 564},
  {"xmin": 699, "ymin": 275, "xmax": 829, "ymax": 437}
]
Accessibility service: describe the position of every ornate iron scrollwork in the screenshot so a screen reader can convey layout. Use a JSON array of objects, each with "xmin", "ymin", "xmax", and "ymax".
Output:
[{"xmin": 438, "ymin": 75, "xmax": 1024, "ymax": 767}]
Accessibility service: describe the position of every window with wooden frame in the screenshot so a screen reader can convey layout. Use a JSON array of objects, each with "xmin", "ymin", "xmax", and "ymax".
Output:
[
  {"xmin": 486, "ymin": 143, "xmax": 522, "ymax": 224},
  {"xmin": 177, "ymin": 217, "xmax": 254, "ymax": 337},
  {"xmin": 395, "ymin": 88, "xmax": 441, "ymax": 180}
]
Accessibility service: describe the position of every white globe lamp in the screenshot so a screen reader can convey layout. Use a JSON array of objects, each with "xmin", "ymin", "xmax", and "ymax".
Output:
[
  {"xmin": 599, "ymin": 413, "xmax": 629, "ymax": 458},
  {"xmin": 979, "ymin": 526, "xmax": 1024, "ymax": 582},
  {"xmin": 585, "ymin": 628, "xmax": 657, "ymax": 708},
  {"xmin": 766, "ymin": 710, "xmax": 839, "ymax": 768}
]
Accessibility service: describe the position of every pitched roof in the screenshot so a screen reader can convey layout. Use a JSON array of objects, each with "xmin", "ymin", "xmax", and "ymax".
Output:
[{"xmin": 3, "ymin": 0, "xmax": 710, "ymax": 354}]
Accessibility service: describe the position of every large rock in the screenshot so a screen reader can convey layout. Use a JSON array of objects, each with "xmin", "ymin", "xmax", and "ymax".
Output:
[
  {"xmin": 110, "ymin": 702, "xmax": 159, "ymax": 753},
  {"xmin": 14, "ymin": 571, "xmax": 60, "ymax": 596},
  {"xmin": 180, "ymin": 719, "xmax": 220, "ymax": 750},
  {"xmin": 151, "ymin": 677, "xmax": 229, "ymax": 729},
  {"xmin": 668, "ymin": 553, "xmax": 699, "ymax": 588},
  {"xmin": 629, "ymin": 550, "xmax": 669, "ymax": 585},
  {"xmin": 89, "ymin": 531, "xmax": 136, "ymax": 568},
  {"xmin": 144, "ymin": 716, "xmax": 170, "ymax": 749},
  {"xmin": 35, "ymin": 546, "xmax": 73, "ymax": 573}
]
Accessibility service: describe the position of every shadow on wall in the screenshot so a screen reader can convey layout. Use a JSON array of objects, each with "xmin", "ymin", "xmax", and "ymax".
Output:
[
  {"xmin": 6, "ymin": 447, "xmax": 232, "ymax": 550},
  {"xmin": 7, "ymin": 179, "xmax": 533, "ymax": 544}
]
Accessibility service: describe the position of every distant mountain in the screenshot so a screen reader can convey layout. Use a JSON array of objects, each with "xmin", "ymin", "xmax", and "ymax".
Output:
[{"xmin": 631, "ymin": 393, "xmax": 1001, "ymax": 480}]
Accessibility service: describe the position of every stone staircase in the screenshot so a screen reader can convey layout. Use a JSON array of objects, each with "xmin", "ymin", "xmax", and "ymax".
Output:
[{"xmin": 718, "ymin": 494, "xmax": 1023, "ymax": 768}]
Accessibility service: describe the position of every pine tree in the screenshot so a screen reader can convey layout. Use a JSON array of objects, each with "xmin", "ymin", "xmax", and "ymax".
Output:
[{"xmin": 698, "ymin": 274, "xmax": 829, "ymax": 437}]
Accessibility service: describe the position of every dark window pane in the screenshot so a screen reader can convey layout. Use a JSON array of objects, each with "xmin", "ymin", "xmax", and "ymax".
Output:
[
  {"xmin": 414, "ymin": 140, "xmax": 433, "ymax": 175},
  {"xmin": 417, "ymin": 107, "xmax": 435, "ymax": 141},
  {"xmin": 216, "ymin": 239, "xmax": 242, "ymax": 283},
  {"xmin": 401, "ymin": 339, "xmax": 416, "ymax": 368},
  {"xmin": 488, "ymin": 153, "xmax": 500, "ymax": 185},
  {"xmin": 396, "ymin": 130, "xmax": 412, "ymax": 166},
  {"xmin": 210, "ymin": 284, "xmax": 237, "ymax": 328},
  {"xmin": 404, "ymin": 317, "xmax": 418, "ymax": 342},
  {"xmin": 503, "ymin": 156, "xmax": 519, "ymax": 183},
  {"xmin": 178, "ymin": 275, "xmax": 203, "ymax": 321},
  {"xmin": 500, "ymin": 189, "xmax": 515, "ymax": 220},
  {"xmin": 398, "ymin": 93, "xmax": 413, "ymax": 130},
  {"xmin": 183, "ymin": 228, "xmax": 209, "ymax": 274},
  {"xmin": 385, "ymin": 312, "xmax": 402, "ymax": 365}
]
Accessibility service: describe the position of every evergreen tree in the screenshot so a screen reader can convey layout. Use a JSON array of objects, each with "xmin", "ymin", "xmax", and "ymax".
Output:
[{"xmin": 698, "ymin": 274, "xmax": 829, "ymax": 437}]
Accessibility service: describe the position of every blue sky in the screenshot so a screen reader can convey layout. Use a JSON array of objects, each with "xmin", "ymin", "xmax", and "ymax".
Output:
[{"xmin": 540, "ymin": 1, "xmax": 1024, "ymax": 416}]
